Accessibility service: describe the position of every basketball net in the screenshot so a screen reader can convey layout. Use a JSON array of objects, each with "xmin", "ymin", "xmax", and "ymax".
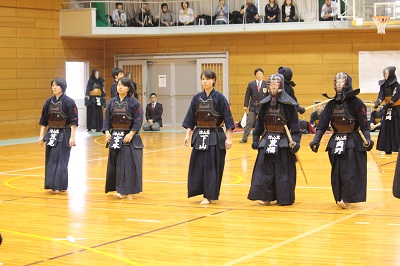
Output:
[{"xmin": 372, "ymin": 16, "xmax": 390, "ymax": 34}]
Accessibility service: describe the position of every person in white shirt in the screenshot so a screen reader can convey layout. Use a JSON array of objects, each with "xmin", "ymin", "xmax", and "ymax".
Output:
[
  {"xmin": 178, "ymin": 1, "xmax": 195, "ymax": 26},
  {"xmin": 112, "ymin": 2, "xmax": 127, "ymax": 26},
  {"xmin": 320, "ymin": 0, "xmax": 338, "ymax": 21}
]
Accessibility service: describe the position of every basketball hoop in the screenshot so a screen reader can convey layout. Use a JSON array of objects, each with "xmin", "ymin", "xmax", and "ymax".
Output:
[{"xmin": 372, "ymin": 16, "xmax": 390, "ymax": 34}]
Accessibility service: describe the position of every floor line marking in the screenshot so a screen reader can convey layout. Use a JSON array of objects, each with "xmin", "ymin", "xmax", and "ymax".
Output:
[
  {"xmin": 222, "ymin": 198, "xmax": 396, "ymax": 266},
  {"xmin": 0, "ymin": 228, "xmax": 143, "ymax": 265}
]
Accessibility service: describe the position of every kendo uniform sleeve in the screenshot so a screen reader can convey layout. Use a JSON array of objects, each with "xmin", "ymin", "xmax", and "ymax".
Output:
[
  {"xmin": 39, "ymin": 98, "xmax": 52, "ymax": 126},
  {"xmin": 182, "ymin": 94, "xmax": 199, "ymax": 130},
  {"xmin": 102, "ymin": 98, "xmax": 114, "ymax": 131},
  {"xmin": 129, "ymin": 98, "xmax": 143, "ymax": 133}
]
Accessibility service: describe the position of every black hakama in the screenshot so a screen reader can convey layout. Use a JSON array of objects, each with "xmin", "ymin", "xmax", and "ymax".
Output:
[
  {"xmin": 39, "ymin": 94, "xmax": 78, "ymax": 191},
  {"xmin": 86, "ymin": 100, "xmax": 104, "ymax": 131},
  {"xmin": 376, "ymin": 106, "xmax": 400, "ymax": 153},
  {"xmin": 315, "ymin": 97, "xmax": 370, "ymax": 204},
  {"xmin": 247, "ymin": 98, "xmax": 300, "ymax": 206},
  {"xmin": 103, "ymin": 96, "xmax": 143, "ymax": 195},
  {"xmin": 182, "ymin": 89, "xmax": 235, "ymax": 200},
  {"xmin": 393, "ymin": 148, "xmax": 400, "ymax": 199}
]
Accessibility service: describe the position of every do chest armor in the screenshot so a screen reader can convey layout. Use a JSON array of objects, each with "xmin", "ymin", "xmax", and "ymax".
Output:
[
  {"xmin": 264, "ymin": 104, "xmax": 287, "ymax": 133},
  {"xmin": 111, "ymin": 101, "xmax": 133, "ymax": 130},
  {"xmin": 195, "ymin": 98, "xmax": 223, "ymax": 127},
  {"xmin": 330, "ymin": 103, "xmax": 358, "ymax": 133},
  {"xmin": 47, "ymin": 101, "xmax": 70, "ymax": 128}
]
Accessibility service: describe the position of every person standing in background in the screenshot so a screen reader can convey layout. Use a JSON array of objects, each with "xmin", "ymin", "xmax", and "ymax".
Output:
[
  {"xmin": 240, "ymin": 68, "xmax": 268, "ymax": 143},
  {"xmin": 85, "ymin": 69, "xmax": 105, "ymax": 132}
]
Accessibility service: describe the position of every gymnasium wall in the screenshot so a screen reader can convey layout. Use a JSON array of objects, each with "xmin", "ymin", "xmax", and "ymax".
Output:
[
  {"xmin": 105, "ymin": 30, "xmax": 400, "ymax": 123},
  {"xmin": 0, "ymin": 1, "xmax": 105, "ymax": 139},
  {"xmin": 1, "ymin": 1, "xmax": 400, "ymax": 139}
]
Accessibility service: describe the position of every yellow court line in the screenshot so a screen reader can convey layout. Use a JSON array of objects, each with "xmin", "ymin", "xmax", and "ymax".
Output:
[
  {"xmin": 0, "ymin": 228, "xmax": 143, "ymax": 265},
  {"xmin": 3, "ymin": 175, "xmax": 104, "ymax": 194},
  {"xmin": 225, "ymin": 172, "xmax": 244, "ymax": 185},
  {"xmin": 94, "ymin": 135, "xmax": 106, "ymax": 146}
]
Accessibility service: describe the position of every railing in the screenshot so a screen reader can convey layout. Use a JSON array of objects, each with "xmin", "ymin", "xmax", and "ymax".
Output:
[
  {"xmin": 61, "ymin": 0, "xmax": 323, "ymax": 27},
  {"xmin": 61, "ymin": 0, "xmax": 400, "ymax": 28}
]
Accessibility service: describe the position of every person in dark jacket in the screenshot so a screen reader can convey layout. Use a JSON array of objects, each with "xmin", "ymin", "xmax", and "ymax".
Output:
[
  {"xmin": 143, "ymin": 93, "xmax": 163, "ymax": 131},
  {"xmin": 309, "ymin": 72, "xmax": 374, "ymax": 209},
  {"xmin": 239, "ymin": 68, "xmax": 268, "ymax": 143}
]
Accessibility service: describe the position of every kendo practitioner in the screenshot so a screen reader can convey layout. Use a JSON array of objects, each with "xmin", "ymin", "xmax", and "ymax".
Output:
[
  {"xmin": 183, "ymin": 69, "xmax": 235, "ymax": 205},
  {"xmin": 374, "ymin": 66, "xmax": 400, "ymax": 154},
  {"xmin": 103, "ymin": 77, "xmax": 144, "ymax": 199},
  {"xmin": 370, "ymin": 106, "xmax": 383, "ymax": 132},
  {"xmin": 393, "ymin": 150, "xmax": 400, "ymax": 199},
  {"xmin": 248, "ymin": 73, "xmax": 301, "ymax": 206},
  {"xmin": 38, "ymin": 78, "xmax": 78, "ymax": 194},
  {"xmin": 278, "ymin": 66, "xmax": 306, "ymax": 114},
  {"xmin": 85, "ymin": 69, "xmax": 106, "ymax": 132},
  {"xmin": 309, "ymin": 72, "xmax": 374, "ymax": 209}
]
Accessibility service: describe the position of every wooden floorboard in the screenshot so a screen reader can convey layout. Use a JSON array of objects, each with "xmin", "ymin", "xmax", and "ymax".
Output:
[{"xmin": 0, "ymin": 128, "xmax": 399, "ymax": 265}]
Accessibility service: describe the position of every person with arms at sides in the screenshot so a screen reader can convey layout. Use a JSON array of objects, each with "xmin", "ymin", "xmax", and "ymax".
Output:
[
  {"xmin": 85, "ymin": 69, "xmax": 106, "ymax": 132},
  {"xmin": 282, "ymin": 0, "xmax": 296, "ymax": 22},
  {"xmin": 143, "ymin": 93, "xmax": 163, "ymax": 131},
  {"xmin": 374, "ymin": 66, "xmax": 400, "ymax": 154},
  {"xmin": 248, "ymin": 74, "xmax": 301, "ymax": 206},
  {"xmin": 160, "ymin": 3, "xmax": 176, "ymax": 26},
  {"xmin": 240, "ymin": 0, "xmax": 259, "ymax": 23},
  {"xmin": 320, "ymin": 0, "xmax": 338, "ymax": 21},
  {"xmin": 240, "ymin": 68, "xmax": 268, "ymax": 143},
  {"xmin": 103, "ymin": 77, "xmax": 144, "ymax": 199},
  {"xmin": 309, "ymin": 72, "xmax": 373, "ymax": 209},
  {"xmin": 125, "ymin": 71, "xmax": 139, "ymax": 99},
  {"xmin": 310, "ymin": 104, "xmax": 323, "ymax": 129},
  {"xmin": 110, "ymin": 67, "xmax": 124, "ymax": 99},
  {"xmin": 182, "ymin": 69, "xmax": 234, "ymax": 205},
  {"xmin": 38, "ymin": 78, "xmax": 78, "ymax": 194},
  {"xmin": 214, "ymin": 0, "xmax": 229, "ymax": 25},
  {"xmin": 370, "ymin": 105, "xmax": 383, "ymax": 132},
  {"xmin": 265, "ymin": 0, "xmax": 280, "ymax": 23},
  {"xmin": 112, "ymin": 2, "xmax": 127, "ymax": 26},
  {"xmin": 278, "ymin": 66, "xmax": 306, "ymax": 114},
  {"xmin": 178, "ymin": 1, "xmax": 195, "ymax": 26}
]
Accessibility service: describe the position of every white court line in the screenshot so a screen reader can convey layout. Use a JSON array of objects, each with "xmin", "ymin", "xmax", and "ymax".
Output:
[
  {"xmin": 223, "ymin": 198, "xmax": 396, "ymax": 266},
  {"xmin": 126, "ymin": 219, "xmax": 161, "ymax": 223},
  {"xmin": 387, "ymin": 224, "xmax": 400, "ymax": 226},
  {"xmin": 0, "ymin": 145, "xmax": 187, "ymax": 175},
  {"xmin": 355, "ymin": 222, "xmax": 370, "ymax": 225}
]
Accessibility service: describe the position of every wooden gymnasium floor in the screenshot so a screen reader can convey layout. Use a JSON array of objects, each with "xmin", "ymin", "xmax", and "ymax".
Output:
[{"xmin": 0, "ymin": 127, "xmax": 399, "ymax": 265}]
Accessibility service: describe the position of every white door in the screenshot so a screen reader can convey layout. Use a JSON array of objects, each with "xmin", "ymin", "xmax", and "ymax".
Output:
[{"xmin": 66, "ymin": 61, "xmax": 88, "ymax": 128}]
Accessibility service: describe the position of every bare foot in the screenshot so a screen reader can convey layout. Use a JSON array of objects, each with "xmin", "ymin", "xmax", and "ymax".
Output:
[
  {"xmin": 257, "ymin": 200, "xmax": 270, "ymax": 206},
  {"xmin": 200, "ymin": 198, "xmax": 213, "ymax": 205},
  {"xmin": 114, "ymin": 193, "xmax": 123, "ymax": 199},
  {"xmin": 337, "ymin": 200, "xmax": 349, "ymax": 209}
]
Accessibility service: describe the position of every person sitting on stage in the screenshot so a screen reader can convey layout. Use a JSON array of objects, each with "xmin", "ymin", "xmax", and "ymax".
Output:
[
  {"xmin": 248, "ymin": 73, "xmax": 301, "ymax": 206},
  {"xmin": 143, "ymin": 93, "xmax": 163, "ymax": 131},
  {"xmin": 309, "ymin": 72, "xmax": 374, "ymax": 209}
]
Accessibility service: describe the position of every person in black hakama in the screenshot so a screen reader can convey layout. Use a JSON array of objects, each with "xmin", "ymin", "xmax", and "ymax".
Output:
[
  {"xmin": 374, "ymin": 66, "xmax": 400, "ymax": 154},
  {"xmin": 85, "ymin": 69, "xmax": 106, "ymax": 132},
  {"xmin": 103, "ymin": 77, "xmax": 144, "ymax": 199},
  {"xmin": 248, "ymin": 73, "xmax": 301, "ymax": 206},
  {"xmin": 310, "ymin": 72, "xmax": 374, "ymax": 209},
  {"xmin": 38, "ymin": 78, "xmax": 78, "ymax": 194},
  {"xmin": 183, "ymin": 69, "xmax": 235, "ymax": 205}
]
